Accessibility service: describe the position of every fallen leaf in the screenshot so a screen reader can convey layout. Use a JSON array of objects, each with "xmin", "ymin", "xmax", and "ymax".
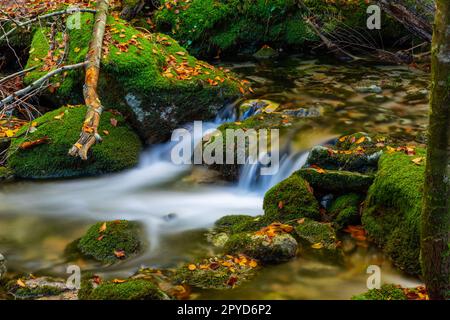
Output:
[
  {"xmin": 17, "ymin": 279, "xmax": 26, "ymax": 288},
  {"xmin": 114, "ymin": 249, "xmax": 126, "ymax": 259},
  {"xmin": 110, "ymin": 118, "xmax": 118, "ymax": 127},
  {"xmin": 355, "ymin": 136, "xmax": 366, "ymax": 144},
  {"xmin": 412, "ymin": 157, "xmax": 425, "ymax": 165},
  {"xmin": 188, "ymin": 264, "xmax": 197, "ymax": 271},
  {"xmin": 74, "ymin": 47, "xmax": 81, "ymax": 53},
  {"xmin": 278, "ymin": 201, "xmax": 284, "ymax": 209},
  {"xmin": 54, "ymin": 112, "xmax": 65, "ymax": 120},
  {"xmin": 99, "ymin": 222, "xmax": 107, "ymax": 233},
  {"xmin": 112, "ymin": 279, "xmax": 126, "ymax": 283},
  {"xmin": 311, "ymin": 242, "xmax": 324, "ymax": 249},
  {"xmin": 19, "ymin": 137, "xmax": 50, "ymax": 150}
]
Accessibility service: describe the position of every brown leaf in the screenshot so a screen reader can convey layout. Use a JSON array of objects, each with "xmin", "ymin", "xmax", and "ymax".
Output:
[
  {"xmin": 17, "ymin": 279, "xmax": 26, "ymax": 288},
  {"xmin": 99, "ymin": 222, "xmax": 107, "ymax": 233},
  {"xmin": 112, "ymin": 279, "xmax": 126, "ymax": 283},
  {"xmin": 19, "ymin": 137, "xmax": 50, "ymax": 150},
  {"xmin": 114, "ymin": 249, "xmax": 126, "ymax": 259},
  {"xmin": 110, "ymin": 118, "xmax": 118, "ymax": 127}
]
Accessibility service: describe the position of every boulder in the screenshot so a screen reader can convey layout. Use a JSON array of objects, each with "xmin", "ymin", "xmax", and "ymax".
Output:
[
  {"xmin": 328, "ymin": 193, "xmax": 362, "ymax": 229},
  {"xmin": 7, "ymin": 105, "xmax": 142, "ymax": 179},
  {"xmin": 24, "ymin": 13, "xmax": 242, "ymax": 143}
]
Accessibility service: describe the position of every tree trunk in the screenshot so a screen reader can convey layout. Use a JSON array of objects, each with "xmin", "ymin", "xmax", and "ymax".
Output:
[
  {"xmin": 421, "ymin": 0, "xmax": 450, "ymax": 300},
  {"xmin": 68, "ymin": 0, "xmax": 109, "ymax": 160}
]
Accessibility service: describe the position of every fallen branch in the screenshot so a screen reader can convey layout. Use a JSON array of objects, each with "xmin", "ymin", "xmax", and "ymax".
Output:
[
  {"xmin": 378, "ymin": 0, "xmax": 432, "ymax": 42},
  {"xmin": 69, "ymin": 0, "xmax": 110, "ymax": 160},
  {"xmin": 0, "ymin": 62, "xmax": 87, "ymax": 109},
  {"xmin": 0, "ymin": 8, "xmax": 97, "ymax": 42},
  {"xmin": 0, "ymin": 65, "xmax": 37, "ymax": 85}
]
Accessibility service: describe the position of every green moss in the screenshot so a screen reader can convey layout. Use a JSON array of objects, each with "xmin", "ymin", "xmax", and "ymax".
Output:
[
  {"xmin": 7, "ymin": 105, "xmax": 142, "ymax": 179},
  {"xmin": 351, "ymin": 284, "xmax": 407, "ymax": 300},
  {"xmin": 154, "ymin": 0, "xmax": 378, "ymax": 56},
  {"xmin": 174, "ymin": 256, "xmax": 256, "ymax": 290},
  {"xmin": 84, "ymin": 279, "xmax": 168, "ymax": 300},
  {"xmin": 0, "ymin": 166, "xmax": 14, "ymax": 181},
  {"xmin": 263, "ymin": 174, "xmax": 321, "ymax": 222},
  {"xmin": 77, "ymin": 220, "xmax": 142, "ymax": 264},
  {"xmin": 329, "ymin": 193, "xmax": 361, "ymax": 229},
  {"xmin": 362, "ymin": 149, "xmax": 426, "ymax": 275},
  {"xmin": 297, "ymin": 168, "xmax": 374, "ymax": 194},
  {"xmin": 13, "ymin": 285, "xmax": 64, "ymax": 299},
  {"xmin": 294, "ymin": 218, "xmax": 343, "ymax": 262},
  {"xmin": 213, "ymin": 215, "xmax": 271, "ymax": 234},
  {"xmin": 24, "ymin": 14, "xmax": 241, "ymax": 142},
  {"xmin": 224, "ymin": 232, "xmax": 298, "ymax": 263}
]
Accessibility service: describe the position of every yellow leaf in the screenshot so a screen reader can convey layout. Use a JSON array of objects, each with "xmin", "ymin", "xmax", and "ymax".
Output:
[
  {"xmin": 54, "ymin": 112, "xmax": 65, "ymax": 120},
  {"xmin": 5, "ymin": 129, "xmax": 15, "ymax": 137},
  {"xmin": 188, "ymin": 264, "xmax": 197, "ymax": 271},
  {"xmin": 412, "ymin": 157, "xmax": 425, "ymax": 165},
  {"xmin": 17, "ymin": 279, "xmax": 26, "ymax": 288},
  {"xmin": 355, "ymin": 136, "xmax": 366, "ymax": 144},
  {"xmin": 99, "ymin": 222, "xmax": 107, "ymax": 233},
  {"xmin": 112, "ymin": 279, "xmax": 126, "ymax": 283},
  {"xmin": 311, "ymin": 242, "xmax": 324, "ymax": 249},
  {"xmin": 74, "ymin": 47, "xmax": 81, "ymax": 53},
  {"xmin": 249, "ymin": 260, "xmax": 258, "ymax": 268}
]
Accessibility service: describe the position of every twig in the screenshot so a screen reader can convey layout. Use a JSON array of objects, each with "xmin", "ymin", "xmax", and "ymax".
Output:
[{"xmin": 0, "ymin": 66, "xmax": 37, "ymax": 85}]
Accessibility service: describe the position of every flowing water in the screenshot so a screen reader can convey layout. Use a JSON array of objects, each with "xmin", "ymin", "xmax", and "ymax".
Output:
[{"xmin": 0, "ymin": 55, "xmax": 428, "ymax": 299}]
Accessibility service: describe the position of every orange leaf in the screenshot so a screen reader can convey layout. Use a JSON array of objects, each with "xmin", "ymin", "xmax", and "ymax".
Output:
[
  {"xmin": 114, "ymin": 249, "xmax": 126, "ymax": 259},
  {"xmin": 99, "ymin": 222, "xmax": 107, "ymax": 233},
  {"xmin": 188, "ymin": 264, "xmax": 197, "ymax": 271},
  {"xmin": 17, "ymin": 279, "xmax": 26, "ymax": 288}
]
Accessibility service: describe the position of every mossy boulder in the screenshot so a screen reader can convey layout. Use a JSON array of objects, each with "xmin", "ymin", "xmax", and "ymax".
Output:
[
  {"xmin": 7, "ymin": 105, "xmax": 142, "ymax": 179},
  {"xmin": 6, "ymin": 276, "xmax": 72, "ymax": 300},
  {"xmin": 80, "ymin": 279, "xmax": 169, "ymax": 300},
  {"xmin": 0, "ymin": 166, "xmax": 14, "ymax": 181},
  {"xmin": 351, "ymin": 284, "xmax": 407, "ymax": 300},
  {"xmin": 263, "ymin": 174, "xmax": 321, "ymax": 222},
  {"xmin": 154, "ymin": 0, "xmax": 406, "ymax": 57},
  {"xmin": 174, "ymin": 255, "xmax": 257, "ymax": 290},
  {"xmin": 329, "ymin": 193, "xmax": 362, "ymax": 229},
  {"xmin": 297, "ymin": 168, "xmax": 374, "ymax": 194},
  {"xmin": 294, "ymin": 218, "xmax": 343, "ymax": 262},
  {"xmin": 77, "ymin": 220, "xmax": 143, "ymax": 264},
  {"xmin": 24, "ymin": 13, "xmax": 242, "ymax": 143},
  {"xmin": 224, "ymin": 233, "xmax": 298, "ymax": 264},
  {"xmin": 362, "ymin": 149, "xmax": 426, "ymax": 275}
]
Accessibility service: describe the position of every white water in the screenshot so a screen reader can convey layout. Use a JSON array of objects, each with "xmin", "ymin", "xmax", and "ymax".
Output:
[{"xmin": 0, "ymin": 104, "xmax": 308, "ymax": 248}]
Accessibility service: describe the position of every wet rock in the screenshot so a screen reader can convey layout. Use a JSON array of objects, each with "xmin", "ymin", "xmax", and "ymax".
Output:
[
  {"xmin": 352, "ymin": 284, "xmax": 407, "ymax": 300},
  {"xmin": 73, "ymin": 220, "xmax": 143, "ymax": 264},
  {"xmin": 294, "ymin": 219, "xmax": 343, "ymax": 262},
  {"xmin": 239, "ymin": 99, "xmax": 280, "ymax": 120},
  {"xmin": 7, "ymin": 276, "xmax": 75, "ymax": 300},
  {"xmin": 0, "ymin": 166, "xmax": 14, "ymax": 182},
  {"xmin": 174, "ymin": 255, "xmax": 257, "ymax": 290},
  {"xmin": 365, "ymin": 94, "xmax": 389, "ymax": 103},
  {"xmin": 354, "ymin": 84, "xmax": 382, "ymax": 94},
  {"xmin": 7, "ymin": 106, "xmax": 142, "ymax": 179},
  {"xmin": 263, "ymin": 174, "xmax": 321, "ymax": 222},
  {"xmin": 224, "ymin": 233, "xmax": 298, "ymax": 263},
  {"xmin": 328, "ymin": 193, "xmax": 362, "ymax": 229},
  {"xmin": 362, "ymin": 148, "xmax": 426, "ymax": 275},
  {"xmin": 297, "ymin": 168, "xmax": 374, "ymax": 194},
  {"xmin": 253, "ymin": 45, "xmax": 279, "ymax": 59},
  {"xmin": 79, "ymin": 278, "xmax": 170, "ymax": 300}
]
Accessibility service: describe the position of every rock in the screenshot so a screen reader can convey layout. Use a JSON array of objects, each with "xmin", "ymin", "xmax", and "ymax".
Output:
[
  {"xmin": 263, "ymin": 174, "xmax": 321, "ymax": 222},
  {"xmin": 79, "ymin": 279, "xmax": 170, "ymax": 300},
  {"xmin": 297, "ymin": 168, "xmax": 374, "ymax": 194},
  {"xmin": 224, "ymin": 233, "xmax": 298, "ymax": 263},
  {"xmin": 75, "ymin": 220, "xmax": 143, "ymax": 264},
  {"xmin": 239, "ymin": 99, "xmax": 280, "ymax": 120},
  {"xmin": 7, "ymin": 106, "xmax": 142, "ymax": 179},
  {"xmin": 253, "ymin": 45, "xmax": 279, "ymax": 59},
  {"xmin": 355, "ymin": 84, "xmax": 382, "ymax": 94},
  {"xmin": 24, "ymin": 14, "xmax": 241, "ymax": 143},
  {"xmin": 294, "ymin": 219, "xmax": 343, "ymax": 262},
  {"xmin": 362, "ymin": 148, "xmax": 425, "ymax": 275},
  {"xmin": 351, "ymin": 284, "xmax": 407, "ymax": 300},
  {"xmin": 0, "ymin": 167, "xmax": 14, "ymax": 182},
  {"xmin": 0, "ymin": 253, "xmax": 6, "ymax": 280},
  {"xmin": 364, "ymin": 94, "xmax": 389, "ymax": 103},
  {"xmin": 328, "ymin": 193, "xmax": 362, "ymax": 229},
  {"xmin": 174, "ymin": 255, "xmax": 257, "ymax": 290},
  {"xmin": 7, "ymin": 276, "xmax": 75, "ymax": 300}
]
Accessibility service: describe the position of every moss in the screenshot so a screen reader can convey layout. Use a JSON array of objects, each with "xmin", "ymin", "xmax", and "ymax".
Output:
[
  {"xmin": 297, "ymin": 168, "xmax": 374, "ymax": 194},
  {"xmin": 77, "ymin": 220, "xmax": 142, "ymax": 264},
  {"xmin": 13, "ymin": 285, "xmax": 64, "ymax": 299},
  {"xmin": 174, "ymin": 256, "xmax": 256, "ymax": 290},
  {"xmin": 294, "ymin": 218, "xmax": 343, "ymax": 262},
  {"xmin": 213, "ymin": 215, "xmax": 271, "ymax": 234},
  {"xmin": 362, "ymin": 149, "xmax": 426, "ymax": 275},
  {"xmin": 351, "ymin": 284, "xmax": 407, "ymax": 300},
  {"xmin": 154, "ymin": 0, "xmax": 380, "ymax": 57},
  {"xmin": 7, "ymin": 105, "xmax": 142, "ymax": 179},
  {"xmin": 263, "ymin": 174, "xmax": 320, "ymax": 222},
  {"xmin": 6, "ymin": 277, "xmax": 67, "ymax": 299},
  {"xmin": 329, "ymin": 193, "xmax": 361, "ymax": 229},
  {"xmin": 0, "ymin": 166, "xmax": 14, "ymax": 181},
  {"xmin": 224, "ymin": 233, "xmax": 298, "ymax": 263},
  {"xmin": 84, "ymin": 279, "xmax": 168, "ymax": 300},
  {"xmin": 24, "ymin": 13, "xmax": 241, "ymax": 142}
]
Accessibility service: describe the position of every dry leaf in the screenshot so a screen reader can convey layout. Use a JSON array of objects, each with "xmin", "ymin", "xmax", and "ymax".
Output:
[
  {"xmin": 17, "ymin": 279, "xmax": 26, "ymax": 288},
  {"xmin": 311, "ymin": 242, "xmax": 324, "ymax": 249},
  {"xmin": 114, "ymin": 249, "xmax": 126, "ymax": 258},
  {"xmin": 99, "ymin": 222, "xmax": 107, "ymax": 233},
  {"xmin": 110, "ymin": 118, "xmax": 118, "ymax": 127},
  {"xmin": 188, "ymin": 264, "xmax": 197, "ymax": 271}
]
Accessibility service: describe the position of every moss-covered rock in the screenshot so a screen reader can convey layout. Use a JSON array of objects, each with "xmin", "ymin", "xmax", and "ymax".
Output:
[
  {"xmin": 77, "ymin": 220, "xmax": 143, "ymax": 264},
  {"xmin": 6, "ymin": 276, "xmax": 71, "ymax": 300},
  {"xmin": 0, "ymin": 166, "xmax": 14, "ymax": 181},
  {"xmin": 24, "ymin": 13, "xmax": 242, "ymax": 143},
  {"xmin": 362, "ymin": 148, "xmax": 426, "ymax": 275},
  {"xmin": 7, "ymin": 105, "xmax": 142, "ymax": 179},
  {"xmin": 294, "ymin": 218, "xmax": 343, "ymax": 262},
  {"xmin": 297, "ymin": 168, "xmax": 374, "ymax": 194},
  {"xmin": 81, "ymin": 279, "xmax": 169, "ymax": 300},
  {"xmin": 154, "ymin": 0, "xmax": 407, "ymax": 57},
  {"xmin": 351, "ymin": 284, "xmax": 407, "ymax": 300},
  {"xmin": 263, "ymin": 174, "xmax": 320, "ymax": 222},
  {"xmin": 224, "ymin": 232, "xmax": 298, "ymax": 264},
  {"xmin": 174, "ymin": 255, "xmax": 257, "ymax": 290},
  {"xmin": 329, "ymin": 193, "xmax": 361, "ymax": 229}
]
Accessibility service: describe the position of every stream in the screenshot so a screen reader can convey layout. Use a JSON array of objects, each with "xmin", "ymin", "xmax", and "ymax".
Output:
[{"xmin": 0, "ymin": 55, "xmax": 428, "ymax": 299}]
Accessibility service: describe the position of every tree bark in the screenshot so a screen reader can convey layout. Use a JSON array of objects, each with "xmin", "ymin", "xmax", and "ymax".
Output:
[
  {"xmin": 421, "ymin": 0, "xmax": 450, "ymax": 300},
  {"xmin": 69, "ymin": 0, "xmax": 109, "ymax": 160}
]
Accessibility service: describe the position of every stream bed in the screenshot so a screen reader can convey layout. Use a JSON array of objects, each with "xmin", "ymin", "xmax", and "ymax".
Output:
[{"xmin": 0, "ymin": 55, "xmax": 428, "ymax": 299}]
